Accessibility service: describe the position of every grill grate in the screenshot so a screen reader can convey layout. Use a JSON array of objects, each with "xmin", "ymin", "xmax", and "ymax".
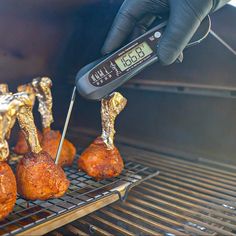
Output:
[
  {"xmin": 53, "ymin": 145, "xmax": 236, "ymax": 236},
  {"xmin": 0, "ymin": 154, "xmax": 159, "ymax": 236}
]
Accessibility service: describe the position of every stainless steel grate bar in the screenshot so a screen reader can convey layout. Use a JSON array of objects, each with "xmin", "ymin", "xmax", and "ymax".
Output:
[
  {"xmin": 144, "ymin": 181, "xmax": 236, "ymax": 220},
  {"xmin": 122, "ymin": 146, "xmax": 236, "ymax": 178},
  {"xmin": 129, "ymin": 155, "xmax": 236, "ymax": 200},
  {"xmin": 133, "ymin": 186, "xmax": 236, "ymax": 232}
]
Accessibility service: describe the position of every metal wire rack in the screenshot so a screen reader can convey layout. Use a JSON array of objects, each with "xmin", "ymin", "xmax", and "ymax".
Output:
[{"xmin": 0, "ymin": 154, "xmax": 159, "ymax": 236}]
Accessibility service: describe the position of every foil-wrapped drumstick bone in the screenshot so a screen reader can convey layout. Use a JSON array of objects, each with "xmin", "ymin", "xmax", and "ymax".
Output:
[
  {"xmin": 14, "ymin": 92, "xmax": 41, "ymax": 153},
  {"xmin": 0, "ymin": 94, "xmax": 17, "ymax": 221},
  {"xmin": 0, "ymin": 94, "xmax": 18, "ymax": 160},
  {"xmin": 13, "ymin": 92, "xmax": 69, "ymax": 200},
  {"xmin": 78, "ymin": 92, "xmax": 127, "ymax": 180},
  {"xmin": 32, "ymin": 77, "xmax": 76, "ymax": 167},
  {"xmin": 0, "ymin": 84, "xmax": 14, "ymax": 140},
  {"xmin": 101, "ymin": 92, "xmax": 127, "ymax": 149},
  {"xmin": 14, "ymin": 83, "xmax": 43, "ymax": 154},
  {"xmin": 0, "ymin": 84, "xmax": 11, "ymax": 95},
  {"xmin": 17, "ymin": 83, "xmax": 36, "ymax": 104},
  {"xmin": 32, "ymin": 77, "xmax": 53, "ymax": 129}
]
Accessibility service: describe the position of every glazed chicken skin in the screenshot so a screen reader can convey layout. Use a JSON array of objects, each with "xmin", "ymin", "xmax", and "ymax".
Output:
[
  {"xmin": 32, "ymin": 77, "xmax": 76, "ymax": 167},
  {"xmin": 14, "ymin": 129, "xmax": 42, "ymax": 155},
  {"xmin": 0, "ymin": 162, "xmax": 17, "ymax": 221},
  {"xmin": 42, "ymin": 128, "xmax": 76, "ymax": 167},
  {"xmin": 42, "ymin": 130, "xmax": 76, "ymax": 167},
  {"xmin": 16, "ymin": 150, "xmax": 69, "ymax": 200},
  {"xmin": 13, "ymin": 92, "xmax": 69, "ymax": 200},
  {"xmin": 78, "ymin": 137, "xmax": 124, "ymax": 180},
  {"xmin": 16, "ymin": 151, "xmax": 69, "ymax": 200},
  {"xmin": 78, "ymin": 92, "xmax": 127, "ymax": 180}
]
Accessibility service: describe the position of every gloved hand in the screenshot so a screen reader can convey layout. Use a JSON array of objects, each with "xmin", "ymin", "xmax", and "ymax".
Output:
[{"xmin": 102, "ymin": 0, "xmax": 229, "ymax": 65}]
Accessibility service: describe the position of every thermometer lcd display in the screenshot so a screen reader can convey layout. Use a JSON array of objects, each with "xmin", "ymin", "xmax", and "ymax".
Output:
[{"xmin": 115, "ymin": 42, "xmax": 153, "ymax": 72}]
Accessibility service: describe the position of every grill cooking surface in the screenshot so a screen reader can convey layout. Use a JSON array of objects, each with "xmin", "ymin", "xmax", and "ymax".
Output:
[
  {"xmin": 0, "ymin": 155, "xmax": 158, "ymax": 236},
  {"xmin": 51, "ymin": 145, "xmax": 236, "ymax": 236}
]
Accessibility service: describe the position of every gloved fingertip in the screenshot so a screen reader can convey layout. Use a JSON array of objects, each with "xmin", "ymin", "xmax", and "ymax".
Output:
[
  {"xmin": 101, "ymin": 45, "xmax": 110, "ymax": 56},
  {"xmin": 157, "ymin": 42, "xmax": 183, "ymax": 65},
  {"xmin": 157, "ymin": 46, "xmax": 176, "ymax": 66},
  {"xmin": 101, "ymin": 36, "xmax": 116, "ymax": 55}
]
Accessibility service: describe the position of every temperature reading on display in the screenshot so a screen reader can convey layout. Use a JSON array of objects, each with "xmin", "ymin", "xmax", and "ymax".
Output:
[{"xmin": 115, "ymin": 42, "xmax": 153, "ymax": 72}]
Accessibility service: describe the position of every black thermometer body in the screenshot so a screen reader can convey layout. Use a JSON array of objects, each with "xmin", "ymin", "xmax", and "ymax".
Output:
[{"xmin": 76, "ymin": 16, "xmax": 211, "ymax": 101}]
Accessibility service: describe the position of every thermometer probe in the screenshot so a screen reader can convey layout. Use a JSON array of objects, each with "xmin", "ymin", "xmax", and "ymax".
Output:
[{"xmin": 55, "ymin": 15, "xmax": 211, "ymax": 163}]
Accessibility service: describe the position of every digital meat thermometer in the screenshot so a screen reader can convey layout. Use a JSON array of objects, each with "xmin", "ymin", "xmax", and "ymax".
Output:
[
  {"xmin": 76, "ymin": 15, "xmax": 211, "ymax": 101},
  {"xmin": 55, "ymin": 15, "xmax": 211, "ymax": 163}
]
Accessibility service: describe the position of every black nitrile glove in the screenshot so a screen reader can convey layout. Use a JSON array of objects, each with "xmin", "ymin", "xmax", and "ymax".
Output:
[{"xmin": 102, "ymin": 0, "xmax": 229, "ymax": 65}]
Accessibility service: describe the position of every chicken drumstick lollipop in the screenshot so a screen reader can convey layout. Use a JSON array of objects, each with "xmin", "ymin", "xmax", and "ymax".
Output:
[
  {"xmin": 14, "ymin": 83, "xmax": 42, "ymax": 155},
  {"xmin": 0, "ymin": 94, "xmax": 17, "ymax": 220},
  {"xmin": 78, "ymin": 92, "xmax": 127, "ymax": 180},
  {"xmin": 14, "ymin": 92, "xmax": 69, "ymax": 200},
  {"xmin": 32, "ymin": 77, "xmax": 76, "ymax": 167}
]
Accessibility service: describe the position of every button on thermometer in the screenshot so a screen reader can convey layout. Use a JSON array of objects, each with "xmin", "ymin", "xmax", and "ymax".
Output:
[{"xmin": 76, "ymin": 16, "xmax": 211, "ymax": 101}]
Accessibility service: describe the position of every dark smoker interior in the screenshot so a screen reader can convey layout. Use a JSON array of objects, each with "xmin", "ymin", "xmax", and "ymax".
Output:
[
  {"xmin": 0, "ymin": 1, "xmax": 236, "ymax": 235},
  {"xmin": 1, "ymin": 0, "xmax": 235, "ymax": 163}
]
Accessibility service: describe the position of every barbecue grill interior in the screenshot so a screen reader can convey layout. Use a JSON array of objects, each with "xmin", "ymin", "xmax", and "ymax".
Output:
[{"xmin": 0, "ymin": 0, "xmax": 235, "ymax": 235}]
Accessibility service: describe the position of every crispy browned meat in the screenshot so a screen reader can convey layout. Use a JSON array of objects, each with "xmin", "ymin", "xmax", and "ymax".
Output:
[
  {"xmin": 78, "ymin": 137, "xmax": 124, "ymax": 180},
  {"xmin": 16, "ymin": 151, "xmax": 69, "ymax": 200},
  {"xmin": 13, "ymin": 129, "xmax": 43, "ymax": 155},
  {"xmin": 0, "ymin": 162, "xmax": 17, "ymax": 221},
  {"xmin": 41, "ymin": 128, "xmax": 76, "ymax": 167}
]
